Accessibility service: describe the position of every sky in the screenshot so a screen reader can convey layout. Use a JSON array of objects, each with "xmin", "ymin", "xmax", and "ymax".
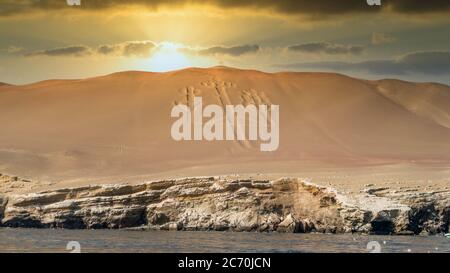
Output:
[{"xmin": 0, "ymin": 0, "xmax": 449, "ymax": 84}]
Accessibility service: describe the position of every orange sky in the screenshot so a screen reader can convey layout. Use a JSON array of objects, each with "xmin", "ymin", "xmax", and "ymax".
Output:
[{"xmin": 0, "ymin": 0, "xmax": 449, "ymax": 84}]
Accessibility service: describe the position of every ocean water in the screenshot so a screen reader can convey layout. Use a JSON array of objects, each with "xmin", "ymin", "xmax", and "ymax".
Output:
[{"xmin": 0, "ymin": 228, "xmax": 448, "ymax": 253}]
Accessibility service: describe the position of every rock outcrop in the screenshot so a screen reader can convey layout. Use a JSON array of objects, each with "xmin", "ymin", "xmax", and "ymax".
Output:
[{"xmin": 0, "ymin": 177, "xmax": 448, "ymax": 234}]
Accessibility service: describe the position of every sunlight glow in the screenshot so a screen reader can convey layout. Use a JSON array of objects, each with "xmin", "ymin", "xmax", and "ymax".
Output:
[{"xmin": 146, "ymin": 42, "xmax": 192, "ymax": 72}]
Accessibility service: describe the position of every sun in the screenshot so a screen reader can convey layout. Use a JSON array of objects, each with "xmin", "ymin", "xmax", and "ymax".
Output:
[{"xmin": 146, "ymin": 42, "xmax": 192, "ymax": 72}]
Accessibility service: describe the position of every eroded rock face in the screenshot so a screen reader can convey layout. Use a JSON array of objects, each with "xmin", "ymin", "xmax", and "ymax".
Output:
[
  {"xmin": 0, "ymin": 177, "xmax": 448, "ymax": 234},
  {"xmin": 382, "ymin": 190, "xmax": 450, "ymax": 235},
  {"xmin": 0, "ymin": 195, "xmax": 7, "ymax": 220}
]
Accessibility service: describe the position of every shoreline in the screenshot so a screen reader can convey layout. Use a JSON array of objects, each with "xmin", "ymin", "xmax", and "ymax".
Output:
[{"xmin": 1, "ymin": 175, "xmax": 448, "ymax": 235}]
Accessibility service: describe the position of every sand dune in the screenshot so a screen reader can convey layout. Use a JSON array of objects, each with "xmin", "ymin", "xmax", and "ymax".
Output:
[
  {"xmin": 0, "ymin": 67, "xmax": 449, "ymax": 183},
  {"xmin": 375, "ymin": 80, "xmax": 450, "ymax": 129}
]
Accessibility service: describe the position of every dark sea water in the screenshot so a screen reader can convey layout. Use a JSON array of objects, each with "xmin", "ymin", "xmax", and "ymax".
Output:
[{"xmin": 0, "ymin": 228, "xmax": 448, "ymax": 253}]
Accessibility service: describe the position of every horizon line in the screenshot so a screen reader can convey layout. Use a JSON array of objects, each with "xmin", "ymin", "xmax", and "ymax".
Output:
[{"xmin": 1, "ymin": 66, "xmax": 449, "ymax": 88}]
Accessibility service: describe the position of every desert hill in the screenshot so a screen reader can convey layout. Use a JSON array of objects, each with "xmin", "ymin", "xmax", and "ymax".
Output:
[{"xmin": 0, "ymin": 67, "xmax": 449, "ymax": 183}]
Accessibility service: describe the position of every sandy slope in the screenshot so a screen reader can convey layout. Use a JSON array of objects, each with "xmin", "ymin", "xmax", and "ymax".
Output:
[{"xmin": 0, "ymin": 67, "xmax": 449, "ymax": 192}]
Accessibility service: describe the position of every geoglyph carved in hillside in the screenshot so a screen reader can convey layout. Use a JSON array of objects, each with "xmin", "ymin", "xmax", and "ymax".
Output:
[{"xmin": 171, "ymin": 81, "xmax": 279, "ymax": 151}]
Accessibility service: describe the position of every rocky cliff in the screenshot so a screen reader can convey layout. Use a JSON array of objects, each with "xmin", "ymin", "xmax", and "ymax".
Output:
[{"xmin": 0, "ymin": 176, "xmax": 448, "ymax": 235}]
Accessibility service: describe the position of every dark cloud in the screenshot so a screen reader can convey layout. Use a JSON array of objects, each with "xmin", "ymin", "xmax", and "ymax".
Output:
[
  {"xmin": 122, "ymin": 41, "xmax": 155, "ymax": 57},
  {"xmin": 24, "ymin": 46, "xmax": 91, "ymax": 57},
  {"xmin": 277, "ymin": 51, "xmax": 450, "ymax": 75},
  {"xmin": 22, "ymin": 41, "xmax": 253, "ymax": 58},
  {"xmin": 288, "ymin": 42, "xmax": 365, "ymax": 55},
  {"xmin": 397, "ymin": 51, "xmax": 450, "ymax": 74},
  {"xmin": 97, "ymin": 44, "xmax": 119, "ymax": 55},
  {"xmin": 97, "ymin": 41, "xmax": 155, "ymax": 57},
  {"xmin": 25, "ymin": 41, "xmax": 156, "ymax": 57},
  {"xmin": 196, "ymin": 45, "xmax": 260, "ymax": 56},
  {"xmin": 1, "ymin": 0, "xmax": 449, "ymax": 17},
  {"xmin": 384, "ymin": 0, "xmax": 450, "ymax": 13}
]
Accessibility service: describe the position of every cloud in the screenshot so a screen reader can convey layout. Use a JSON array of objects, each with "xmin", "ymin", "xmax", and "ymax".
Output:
[
  {"xmin": 288, "ymin": 42, "xmax": 365, "ymax": 55},
  {"xmin": 97, "ymin": 44, "xmax": 120, "ymax": 55},
  {"xmin": 397, "ymin": 51, "xmax": 450, "ymax": 74},
  {"xmin": 22, "ymin": 41, "xmax": 255, "ymax": 58},
  {"xmin": 276, "ymin": 51, "xmax": 450, "ymax": 75},
  {"xmin": 385, "ymin": 0, "xmax": 450, "ymax": 13},
  {"xmin": 122, "ymin": 41, "xmax": 156, "ymax": 57},
  {"xmin": 371, "ymin": 32, "xmax": 396, "ymax": 45},
  {"xmin": 24, "ymin": 46, "xmax": 91, "ymax": 57},
  {"xmin": 195, "ymin": 45, "xmax": 260, "ymax": 56},
  {"xmin": 0, "ymin": 46, "xmax": 26, "ymax": 55},
  {"xmin": 1, "ymin": 0, "xmax": 449, "ymax": 17},
  {"xmin": 24, "ymin": 41, "xmax": 156, "ymax": 58},
  {"xmin": 97, "ymin": 41, "xmax": 156, "ymax": 57}
]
